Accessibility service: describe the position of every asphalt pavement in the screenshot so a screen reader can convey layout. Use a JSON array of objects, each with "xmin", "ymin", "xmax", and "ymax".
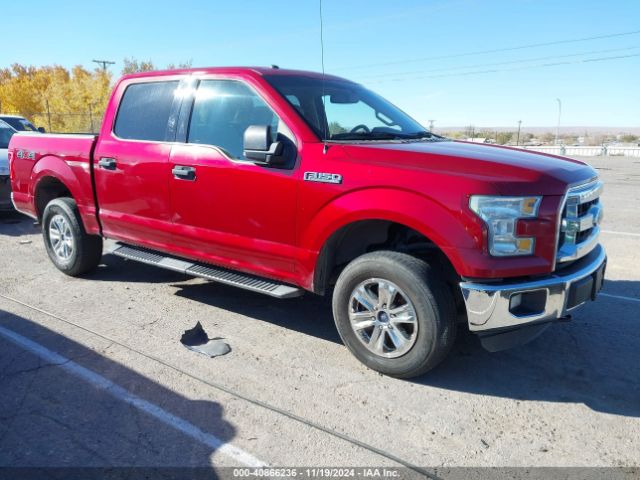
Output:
[{"xmin": 0, "ymin": 155, "xmax": 638, "ymax": 477}]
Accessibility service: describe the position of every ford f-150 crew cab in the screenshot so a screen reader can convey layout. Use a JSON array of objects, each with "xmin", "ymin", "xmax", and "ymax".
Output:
[{"xmin": 9, "ymin": 67, "xmax": 606, "ymax": 378}]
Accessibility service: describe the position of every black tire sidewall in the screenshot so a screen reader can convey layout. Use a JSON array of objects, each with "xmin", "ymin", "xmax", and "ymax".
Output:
[
  {"xmin": 42, "ymin": 199, "xmax": 85, "ymax": 274},
  {"xmin": 333, "ymin": 253, "xmax": 452, "ymax": 377}
]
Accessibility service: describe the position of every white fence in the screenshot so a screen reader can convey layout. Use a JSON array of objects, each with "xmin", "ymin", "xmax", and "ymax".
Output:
[{"xmin": 518, "ymin": 145, "xmax": 640, "ymax": 157}]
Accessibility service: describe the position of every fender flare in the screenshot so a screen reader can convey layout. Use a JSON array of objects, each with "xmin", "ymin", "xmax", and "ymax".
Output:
[
  {"xmin": 29, "ymin": 155, "xmax": 99, "ymax": 233},
  {"xmin": 301, "ymin": 188, "xmax": 479, "ymax": 288}
]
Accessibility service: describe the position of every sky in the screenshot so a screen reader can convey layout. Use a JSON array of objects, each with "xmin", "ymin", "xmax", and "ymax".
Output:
[{"xmin": 1, "ymin": 0, "xmax": 638, "ymax": 129}]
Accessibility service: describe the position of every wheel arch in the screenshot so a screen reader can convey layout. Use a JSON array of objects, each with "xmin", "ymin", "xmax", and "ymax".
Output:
[
  {"xmin": 30, "ymin": 155, "xmax": 99, "ymax": 234},
  {"xmin": 305, "ymin": 192, "xmax": 472, "ymax": 318}
]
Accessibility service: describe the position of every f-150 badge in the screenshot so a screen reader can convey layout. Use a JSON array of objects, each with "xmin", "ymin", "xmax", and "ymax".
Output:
[{"xmin": 304, "ymin": 172, "xmax": 342, "ymax": 184}]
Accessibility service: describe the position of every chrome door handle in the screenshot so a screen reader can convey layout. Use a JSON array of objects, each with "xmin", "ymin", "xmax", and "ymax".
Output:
[
  {"xmin": 172, "ymin": 165, "xmax": 196, "ymax": 180},
  {"xmin": 98, "ymin": 157, "xmax": 117, "ymax": 170}
]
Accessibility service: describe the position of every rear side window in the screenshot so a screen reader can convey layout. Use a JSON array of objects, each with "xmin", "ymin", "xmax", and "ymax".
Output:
[
  {"xmin": 188, "ymin": 80, "xmax": 279, "ymax": 159},
  {"xmin": 114, "ymin": 81, "xmax": 179, "ymax": 141}
]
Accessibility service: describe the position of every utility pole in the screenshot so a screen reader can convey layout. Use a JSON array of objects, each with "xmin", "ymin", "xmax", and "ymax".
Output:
[
  {"xmin": 555, "ymin": 98, "xmax": 562, "ymax": 145},
  {"xmin": 92, "ymin": 59, "xmax": 115, "ymax": 72},
  {"xmin": 516, "ymin": 120, "xmax": 522, "ymax": 146},
  {"xmin": 428, "ymin": 119, "xmax": 435, "ymax": 132}
]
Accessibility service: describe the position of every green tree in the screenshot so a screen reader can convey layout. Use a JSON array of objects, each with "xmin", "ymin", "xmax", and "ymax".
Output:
[
  {"xmin": 328, "ymin": 121, "xmax": 347, "ymax": 136},
  {"xmin": 496, "ymin": 132, "xmax": 514, "ymax": 145},
  {"xmin": 620, "ymin": 134, "xmax": 638, "ymax": 143}
]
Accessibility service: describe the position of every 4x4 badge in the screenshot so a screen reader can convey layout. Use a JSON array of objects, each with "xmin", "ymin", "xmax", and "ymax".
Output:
[{"xmin": 304, "ymin": 172, "xmax": 342, "ymax": 184}]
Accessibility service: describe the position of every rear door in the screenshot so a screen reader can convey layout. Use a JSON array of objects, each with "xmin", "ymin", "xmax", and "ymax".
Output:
[
  {"xmin": 168, "ymin": 78, "xmax": 299, "ymax": 282},
  {"xmin": 93, "ymin": 78, "xmax": 183, "ymax": 247}
]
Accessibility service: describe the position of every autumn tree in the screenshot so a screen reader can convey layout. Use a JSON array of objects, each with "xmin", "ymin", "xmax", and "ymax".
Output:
[
  {"xmin": 122, "ymin": 58, "xmax": 192, "ymax": 74},
  {"xmin": 0, "ymin": 64, "xmax": 111, "ymax": 133}
]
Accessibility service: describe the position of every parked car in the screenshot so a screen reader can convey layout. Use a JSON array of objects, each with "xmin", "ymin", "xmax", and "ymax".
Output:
[
  {"xmin": 8, "ymin": 67, "xmax": 606, "ymax": 378},
  {"xmin": 0, "ymin": 114, "xmax": 44, "ymax": 133},
  {"xmin": 0, "ymin": 119, "xmax": 17, "ymax": 211}
]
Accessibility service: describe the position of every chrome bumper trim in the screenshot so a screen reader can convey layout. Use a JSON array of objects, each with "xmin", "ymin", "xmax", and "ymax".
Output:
[{"xmin": 460, "ymin": 244, "xmax": 606, "ymax": 332}]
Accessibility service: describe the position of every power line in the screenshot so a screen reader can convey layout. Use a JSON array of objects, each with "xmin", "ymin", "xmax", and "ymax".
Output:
[
  {"xmin": 366, "ymin": 52, "xmax": 640, "ymax": 83},
  {"xmin": 358, "ymin": 45, "xmax": 640, "ymax": 80},
  {"xmin": 336, "ymin": 29, "xmax": 640, "ymax": 71}
]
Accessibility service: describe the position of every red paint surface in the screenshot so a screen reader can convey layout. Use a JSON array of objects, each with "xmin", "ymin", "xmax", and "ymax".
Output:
[{"xmin": 9, "ymin": 67, "xmax": 597, "ymax": 290}]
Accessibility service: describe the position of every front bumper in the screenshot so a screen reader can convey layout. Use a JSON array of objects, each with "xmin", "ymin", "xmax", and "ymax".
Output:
[
  {"xmin": 460, "ymin": 244, "xmax": 606, "ymax": 336},
  {"xmin": 0, "ymin": 176, "xmax": 13, "ymax": 211}
]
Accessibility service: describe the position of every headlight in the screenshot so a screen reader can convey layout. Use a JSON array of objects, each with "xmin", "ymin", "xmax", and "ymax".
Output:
[{"xmin": 469, "ymin": 196, "xmax": 542, "ymax": 256}]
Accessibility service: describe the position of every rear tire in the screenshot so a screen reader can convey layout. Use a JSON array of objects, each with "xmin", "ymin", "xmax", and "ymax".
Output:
[
  {"xmin": 332, "ymin": 251, "xmax": 456, "ymax": 378},
  {"xmin": 42, "ymin": 198, "xmax": 103, "ymax": 276}
]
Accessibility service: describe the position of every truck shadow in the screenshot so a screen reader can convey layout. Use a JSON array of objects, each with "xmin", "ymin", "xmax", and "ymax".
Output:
[
  {"xmin": 0, "ymin": 310, "xmax": 239, "ymax": 475},
  {"xmin": 418, "ymin": 279, "xmax": 640, "ymax": 417},
  {"xmin": 92, "ymin": 255, "xmax": 189, "ymax": 284},
  {"xmin": 173, "ymin": 277, "xmax": 640, "ymax": 418},
  {"xmin": 0, "ymin": 211, "xmax": 39, "ymax": 237},
  {"xmin": 172, "ymin": 280, "xmax": 341, "ymax": 344}
]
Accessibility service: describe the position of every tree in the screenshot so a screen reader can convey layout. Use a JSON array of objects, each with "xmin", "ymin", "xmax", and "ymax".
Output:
[
  {"xmin": 540, "ymin": 132, "xmax": 556, "ymax": 144},
  {"xmin": 496, "ymin": 131, "xmax": 514, "ymax": 145},
  {"xmin": 122, "ymin": 58, "xmax": 193, "ymax": 74},
  {"xmin": 328, "ymin": 121, "xmax": 347, "ymax": 136},
  {"xmin": 0, "ymin": 64, "xmax": 112, "ymax": 133},
  {"xmin": 121, "ymin": 58, "xmax": 156, "ymax": 75},
  {"xmin": 166, "ymin": 60, "xmax": 193, "ymax": 70},
  {"xmin": 620, "ymin": 134, "xmax": 638, "ymax": 143}
]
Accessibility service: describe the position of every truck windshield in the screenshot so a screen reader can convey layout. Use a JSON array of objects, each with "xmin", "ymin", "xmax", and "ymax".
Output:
[{"xmin": 264, "ymin": 75, "xmax": 430, "ymax": 141}]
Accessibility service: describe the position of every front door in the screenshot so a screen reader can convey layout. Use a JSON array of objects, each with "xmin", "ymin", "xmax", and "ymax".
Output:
[
  {"xmin": 168, "ymin": 78, "xmax": 298, "ymax": 282},
  {"xmin": 94, "ymin": 79, "xmax": 182, "ymax": 248}
]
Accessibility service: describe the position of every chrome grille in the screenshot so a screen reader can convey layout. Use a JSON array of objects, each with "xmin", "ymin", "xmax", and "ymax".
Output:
[{"xmin": 557, "ymin": 180, "xmax": 603, "ymax": 264}]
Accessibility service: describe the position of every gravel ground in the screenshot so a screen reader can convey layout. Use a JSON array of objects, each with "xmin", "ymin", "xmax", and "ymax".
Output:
[{"xmin": 0, "ymin": 155, "xmax": 638, "ymax": 476}]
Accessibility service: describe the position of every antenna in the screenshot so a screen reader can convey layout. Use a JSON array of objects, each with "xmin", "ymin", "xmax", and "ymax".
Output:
[{"xmin": 319, "ymin": 0, "xmax": 329, "ymax": 153}]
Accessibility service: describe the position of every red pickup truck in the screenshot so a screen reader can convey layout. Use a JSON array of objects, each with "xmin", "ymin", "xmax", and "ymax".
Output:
[{"xmin": 9, "ymin": 67, "xmax": 606, "ymax": 378}]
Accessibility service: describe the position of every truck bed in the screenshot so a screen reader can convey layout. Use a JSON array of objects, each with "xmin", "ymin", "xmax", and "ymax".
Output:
[{"xmin": 9, "ymin": 133, "xmax": 98, "ymax": 229}]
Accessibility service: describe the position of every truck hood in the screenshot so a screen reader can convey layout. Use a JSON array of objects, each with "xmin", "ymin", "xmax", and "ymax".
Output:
[
  {"xmin": 342, "ymin": 140, "xmax": 597, "ymax": 195},
  {"xmin": 0, "ymin": 148, "xmax": 8, "ymax": 176}
]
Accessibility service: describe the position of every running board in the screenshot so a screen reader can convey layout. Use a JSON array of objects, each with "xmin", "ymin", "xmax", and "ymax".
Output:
[{"xmin": 109, "ymin": 243, "xmax": 303, "ymax": 299}]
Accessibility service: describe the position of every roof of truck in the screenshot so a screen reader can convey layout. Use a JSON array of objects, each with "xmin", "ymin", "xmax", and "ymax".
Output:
[{"xmin": 120, "ymin": 66, "xmax": 353, "ymax": 83}]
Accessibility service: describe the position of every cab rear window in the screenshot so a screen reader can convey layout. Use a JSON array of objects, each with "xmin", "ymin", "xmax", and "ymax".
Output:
[{"xmin": 114, "ymin": 81, "xmax": 179, "ymax": 141}]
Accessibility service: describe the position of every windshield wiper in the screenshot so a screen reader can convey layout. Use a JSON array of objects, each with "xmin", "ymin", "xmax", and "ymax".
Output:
[{"xmin": 330, "ymin": 131, "xmax": 423, "ymax": 141}]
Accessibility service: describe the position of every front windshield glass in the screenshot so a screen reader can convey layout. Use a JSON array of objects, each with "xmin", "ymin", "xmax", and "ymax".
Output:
[
  {"xmin": 264, "ymin": 75, "xmax": 429, "ymax": 141},
  {"xmin": 0, "ymin": 124, "xmax": 15, "ymax": 149}
]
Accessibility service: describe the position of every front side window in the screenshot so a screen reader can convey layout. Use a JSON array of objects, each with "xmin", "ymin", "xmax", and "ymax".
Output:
[
  {"xmin": 264, "ymin": 75, "xmax": 429, "ymax": 141},
  {"xmin": 114, "ymin": 81, "xmax": 179, "ymax": 141},
  {"xmin": 188, "ymin": 80, "xmax": 280, "ymax": 159}
]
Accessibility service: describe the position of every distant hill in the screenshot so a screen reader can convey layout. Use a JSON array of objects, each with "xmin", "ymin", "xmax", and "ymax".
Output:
[{"xmin": 439, "ymin": 126, "xmax": 640, "ymax": 135}]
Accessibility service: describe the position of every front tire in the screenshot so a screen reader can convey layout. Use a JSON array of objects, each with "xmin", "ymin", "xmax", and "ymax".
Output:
[
  {"xmin": 332, "ymin": 251, "xmax": 456, "ymax": 378},
  {"xmin": 42, "ymin": 198, "xmax": 103, "ymax": 276}
]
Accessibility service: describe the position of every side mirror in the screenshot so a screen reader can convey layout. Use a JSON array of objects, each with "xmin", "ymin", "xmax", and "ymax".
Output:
[
  {"xmin": 243, "ymin": 125, "xmax": 284, "ymax": 165},
  {"xmin": 37, "ymin": 127, "xmax": 46, "ymax": 133}
]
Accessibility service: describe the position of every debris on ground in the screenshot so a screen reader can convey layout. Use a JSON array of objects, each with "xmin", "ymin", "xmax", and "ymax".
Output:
[
  {"xmin": 19, "ymin": 240, "xmax": 32, "ymax": 245},
  {"xmin": 180, "ymin": 321, "xmax": 231, "ymax": 358}
]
